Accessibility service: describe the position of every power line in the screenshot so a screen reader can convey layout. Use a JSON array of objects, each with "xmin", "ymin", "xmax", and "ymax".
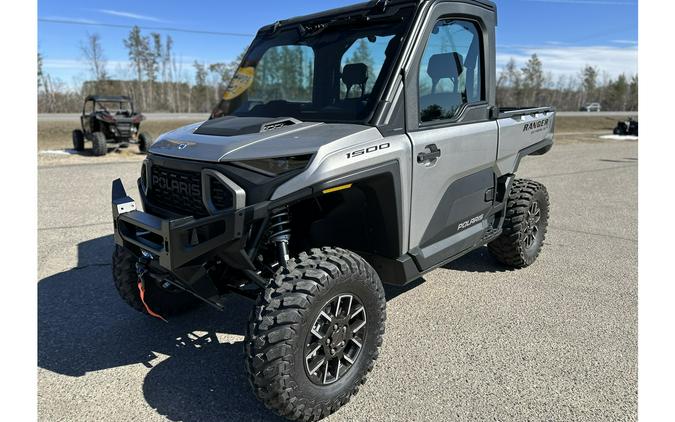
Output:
[{"xmin": 38, "ymin": 18, "xmax": 256, "ymax": 38}]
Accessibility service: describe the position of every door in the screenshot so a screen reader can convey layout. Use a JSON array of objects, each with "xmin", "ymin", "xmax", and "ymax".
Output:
[{"xmin": 406, "ymin": 10, "xmax": 498, "ymax": 270}]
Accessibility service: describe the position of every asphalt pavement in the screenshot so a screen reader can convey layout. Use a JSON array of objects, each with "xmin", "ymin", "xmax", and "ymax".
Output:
[{"xmin": 37, "ymin": 137, "xmax": 638, "ymax": 421}]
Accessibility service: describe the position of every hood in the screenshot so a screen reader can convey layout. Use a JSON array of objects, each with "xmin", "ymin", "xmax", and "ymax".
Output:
[{"xmin": 149, "ymin": 116, "xmax": 380, "ymax": 163}]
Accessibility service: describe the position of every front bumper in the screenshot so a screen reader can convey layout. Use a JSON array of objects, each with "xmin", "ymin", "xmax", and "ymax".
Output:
[{"xmin": 112, "ymin": 178, "xmax": 250, "ymax": 272}]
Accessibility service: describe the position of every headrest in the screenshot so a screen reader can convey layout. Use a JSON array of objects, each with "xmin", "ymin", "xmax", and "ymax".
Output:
[
  {"xmin": 342, "ymin": 63, "xmax": 369, "ymax": 87},
  {"xmin": 427, "ymin": 53, "xmax": 464, "ymax": 81}
]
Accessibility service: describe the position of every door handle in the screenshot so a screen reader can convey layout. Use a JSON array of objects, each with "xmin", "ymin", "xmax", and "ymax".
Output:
[{"xmin": 417, "ymin": 144, "xmax": 441, "ymax": 164}]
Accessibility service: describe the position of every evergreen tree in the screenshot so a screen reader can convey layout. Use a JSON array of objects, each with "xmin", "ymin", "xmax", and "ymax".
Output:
[
  {"xmin": 628, "ymin": 75, "xmax": 638, "ymax": 111},
  {"xmin": 606, "ymin": 74, "xmax": 629, "ymax": 111},
  {"xmin": 521, "ymin": 54, "xmax": 545, "ymax": 105},
  {"xmin": 581, "ymin": 66, "xmax": 598, "ymax": 97}
]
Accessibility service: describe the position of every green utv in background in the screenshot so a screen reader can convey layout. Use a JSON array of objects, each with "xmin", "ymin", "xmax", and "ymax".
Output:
[{"xmin": 110, "ymin": 0, "xmax": 555, "ymax": 419}]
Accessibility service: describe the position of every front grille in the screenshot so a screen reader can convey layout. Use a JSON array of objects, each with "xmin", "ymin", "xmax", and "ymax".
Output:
[
  {"xmin": 116, "ymin": 123, "xmax": 132, "ymax": 137},
  {"xmin": 148, "ymin": 165, "xmax": 208, "ymax": 217}
]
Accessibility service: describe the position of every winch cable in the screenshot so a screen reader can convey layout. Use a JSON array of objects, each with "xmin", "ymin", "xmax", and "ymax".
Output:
[{"xmin": 136, "ymin": 262, "xmax": 168, "ymax": 323}]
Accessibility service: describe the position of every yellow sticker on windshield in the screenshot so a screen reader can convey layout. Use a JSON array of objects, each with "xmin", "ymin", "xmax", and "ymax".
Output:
[{"xmin": 223, "ymin": 67, "xmax": 255, "ymax": 100}]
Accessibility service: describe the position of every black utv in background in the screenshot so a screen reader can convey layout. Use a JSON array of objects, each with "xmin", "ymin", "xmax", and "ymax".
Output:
[{"xmin": 72, "ymin": 95, "xmax": 152, "ymax": 156}]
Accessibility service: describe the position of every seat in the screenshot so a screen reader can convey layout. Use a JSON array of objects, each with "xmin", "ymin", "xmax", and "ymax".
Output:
[
  {"xmin": 419, "ymin": 52, "xmax": 465, "ymax": 121},
  {"xmin": 342, "ymin": 63, "xmax": 369, "ymax": 99}
]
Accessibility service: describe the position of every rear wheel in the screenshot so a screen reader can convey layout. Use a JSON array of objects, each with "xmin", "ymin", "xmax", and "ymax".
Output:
[
  {"xmin": 138, "ymin": 132, "xmax": 152, "ymax": 153},
  {"xmin": 92, "ymin": 131, "xmax": 108, "ymax": 156},
  {"xmin": 112, "ymin": 246, "xmax": 201, "ymax": 317},
  {"xmin": 72, "ymin": 129, "xmax": 84, "ymax": 151},
  {"xmin": 488, "ymin": 179, "xmax": 549, "ymax": 268},
  {"xmin": 246, "ymin": 247, "xmax": 386, "ymax": 421}
]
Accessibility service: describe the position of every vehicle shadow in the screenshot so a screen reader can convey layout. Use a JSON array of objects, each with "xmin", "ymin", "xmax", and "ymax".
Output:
[
  {"xmin": 53, "ymin": 146, "xmax": 144, "ymax": 157},
  {"xmin": 38, "ymin": 235, "xmax": 283, "ymax": 421},
  {"xmin": 39, "ymin": 235, "xmax": 430, "ymax": 421},
  {"xmin": 442, "ymin": 246, "xmax": 510, "ymax": 273}
]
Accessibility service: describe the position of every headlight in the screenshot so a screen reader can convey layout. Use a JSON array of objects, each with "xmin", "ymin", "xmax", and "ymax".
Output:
[{"xmin": 234, "ymin": 155, "xmax": 312, "ymax": 176}]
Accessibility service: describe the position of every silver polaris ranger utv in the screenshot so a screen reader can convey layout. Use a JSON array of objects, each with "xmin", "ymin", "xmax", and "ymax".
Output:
[{"xmin": 111, "ymin": 0, "xmax": 555, "ymax": 419}]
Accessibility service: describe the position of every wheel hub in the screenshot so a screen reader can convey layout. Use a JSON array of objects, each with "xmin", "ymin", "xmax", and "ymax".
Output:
[
  {"xmin": 523, "ymin": 201, "xmax": 541, "ymax": 249},
  {"xmin": 304, "ymin": 294, "xmax": 367, "ymax": 385}
]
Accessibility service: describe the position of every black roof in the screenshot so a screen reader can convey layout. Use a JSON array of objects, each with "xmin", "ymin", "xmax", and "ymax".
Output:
[
  {"xmin": 85, "ymin": 95, "xmax": 133, "ymax": 102},
  {"xmin": 260, "ymin": 0, "xmax": 496, "ymax": 31}
]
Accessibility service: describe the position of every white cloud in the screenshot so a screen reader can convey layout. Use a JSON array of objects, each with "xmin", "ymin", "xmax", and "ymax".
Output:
[
  {"xmin": 522, "ymin": 0, "xmax": 637, "ymax": 5},
  {"xmin": 42, "ymin": 16, "xmax": 99, "ymax": 24},
  {"xmin": 497, "ymin": 44, "xmax": 637, "ymax": 79},
  {"xmin": 97, "ymin": 9, "xmax": 166, "ymax": 22}
]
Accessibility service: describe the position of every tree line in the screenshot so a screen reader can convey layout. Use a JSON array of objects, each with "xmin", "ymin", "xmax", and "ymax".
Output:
[
  {"xmin": 38, "ymin": 27, "xmax": 638, "ymax": 113},
  {"xmin": 497, "ymin": 55, "xmax": 638, "ymax": 111},
  {"xmin": 38, "ymin": 27, "xmax": 244, "ymax": 113}
]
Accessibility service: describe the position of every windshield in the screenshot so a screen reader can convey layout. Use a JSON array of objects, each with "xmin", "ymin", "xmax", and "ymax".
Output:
[
  {"xmin": 95, "ymin": 101, "xmax": 133, "ymax": 114},
  {"xmin": 211, "ymin": 6, "xmax": 415, "ymax": 124}
]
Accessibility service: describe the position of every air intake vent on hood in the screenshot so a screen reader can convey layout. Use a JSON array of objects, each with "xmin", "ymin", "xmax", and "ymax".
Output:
[
  {"xmin": 194, "ymin": 116, "xmax": 302, "ymax": 137},
  {"xmin": 261, "ymin": 119, "xmax": 301, "ymax": 132}
]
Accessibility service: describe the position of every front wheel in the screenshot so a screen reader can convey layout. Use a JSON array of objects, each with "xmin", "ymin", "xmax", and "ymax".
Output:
[
  {"xmin": 91, "ymin": 131, "xmax": 108, "ymax": 156},
  {"xmin": 246, "ymin": 247, "xmax": 386, "ymax": 421},
  {"xmin": 112, "ymin": 246, "xmax": 201, "ymax": 317},
  {"xmin": 138, "ymin": 132, "xmax": 152, "ymax": 153},
  {"xmin": 72, "ymin": 129, "xmax": 84, "ymax": 151},
  {"xmin": 488, "ymin": 179, "xmax": 550, "ymax": 268}
]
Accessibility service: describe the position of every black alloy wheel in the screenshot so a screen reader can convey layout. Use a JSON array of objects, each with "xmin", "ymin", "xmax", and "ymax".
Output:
[{"xmin": 304, "ymin": 293, "xmax": 367, "ymax": 385}]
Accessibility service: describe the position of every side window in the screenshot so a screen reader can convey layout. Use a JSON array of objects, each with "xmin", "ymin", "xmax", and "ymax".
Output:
[{"xmin": 418, "ymin": 19, "xmax": 483, "ymax": 123}]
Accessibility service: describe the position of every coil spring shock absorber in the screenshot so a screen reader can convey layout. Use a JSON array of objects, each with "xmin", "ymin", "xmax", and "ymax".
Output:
[{"xmin": 269, "ymin": 207, "xmax": 291, "ymax": 269}]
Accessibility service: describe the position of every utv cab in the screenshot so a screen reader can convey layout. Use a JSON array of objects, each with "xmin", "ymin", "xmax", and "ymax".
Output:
[
  {"xmin": 72, "ymin": 95, "xmax": 152, "ymax": 156},
  {"xmin": 110, "ymin": 0, "xmax": 556, "ymax": 420}
]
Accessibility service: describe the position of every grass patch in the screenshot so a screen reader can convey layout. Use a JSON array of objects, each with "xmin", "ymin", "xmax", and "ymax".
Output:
[
  {"xmin": 38, "ymin": 119, "xmax": 198, "ymax": 151},
  {"xmin": 555, "ymin": 116, "xmax": 633, "ymax": 133}
]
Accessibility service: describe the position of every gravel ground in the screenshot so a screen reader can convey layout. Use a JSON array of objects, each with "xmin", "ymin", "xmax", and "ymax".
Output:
[{"xmin": 37, "ymin": 137, "xmax": 637, "ymax": 421}]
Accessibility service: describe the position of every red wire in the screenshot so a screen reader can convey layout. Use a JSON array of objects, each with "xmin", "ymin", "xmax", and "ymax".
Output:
[{"xmin": 137, "ymin": 280, "xmax": 168, "ymax": 323}]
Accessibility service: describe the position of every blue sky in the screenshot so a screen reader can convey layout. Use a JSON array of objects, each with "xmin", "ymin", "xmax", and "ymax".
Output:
[{"xmin": 38, "ymin": 0, "xmax": 638, "ymax": 89}]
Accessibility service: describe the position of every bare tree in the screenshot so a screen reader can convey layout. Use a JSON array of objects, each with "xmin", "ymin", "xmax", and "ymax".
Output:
[
  {"xmin": 161, "ymin": 35, "xmax": 174, "ymax": 111},
  {"xmin": 497, "ymin": 58, "xmax": 522, "ymax": 106},
  {"xmin": 38, "ymin": 52, "xmax": 44, "ymax": 89},
  {"xmin": 192, "ymin": 61, "xmax": 209, "ymax": 112},
  {"xmin": 80, "ymin": 33, "xmax": 108, "ymax": 84},
  {"xmin": 123, "ymin": 26, "xmax": 150, "ymax": 109}
]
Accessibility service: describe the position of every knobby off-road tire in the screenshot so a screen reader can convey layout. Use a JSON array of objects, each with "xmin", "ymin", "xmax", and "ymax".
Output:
[
  {"xmin": 112, "ymin": 246, "xmax": 201, "ymax": 317},
  {"xmin": 488, "ymin": 179, "xmax": 550, "ymax": 268},
  {"xmin": 92, "ymin": 131, "xmax": 108, "ymax": 156},
  {"xmin": 246, "ymin": 247, "xmax": 386, "ymax": 421},
  {"xmin": 138, "ymin": 132, "xmax": 151, "ymax": 153},
  {"xmin": 72, "ymin": 129, "xmax": 84, "ymax": 151}
]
